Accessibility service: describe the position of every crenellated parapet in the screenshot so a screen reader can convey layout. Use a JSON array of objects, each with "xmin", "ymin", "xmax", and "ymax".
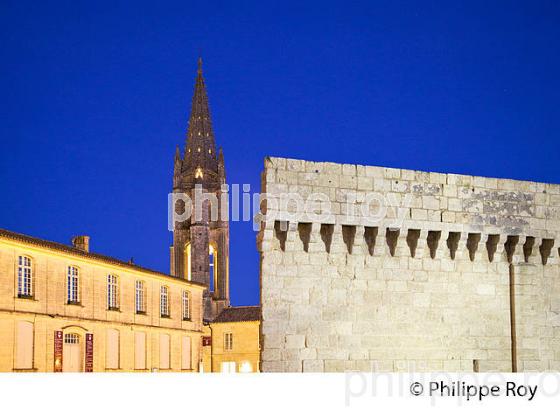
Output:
[
  {"xmin": 258, "ymin": 157, "xmax": 560, "ymax": 373},
  {"xmin": 258, "ymin": 156, "xmax": 560, "ymax": 264},
  {"xmin": 260, "ymin": 220, "xmax": 559, "ymax": 266}
]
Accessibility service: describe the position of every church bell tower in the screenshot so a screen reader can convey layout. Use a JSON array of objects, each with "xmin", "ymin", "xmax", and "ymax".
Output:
[{"xmin": 170, "ymin": 58, "xmax": 229, "ymax": 321}]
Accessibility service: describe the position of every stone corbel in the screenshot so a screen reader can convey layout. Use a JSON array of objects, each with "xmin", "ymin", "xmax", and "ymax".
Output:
[
  {"xmin": 385, "ymin": 227, "xmax": 400, "ymax": 257},
  {"xmin": 466, "ymin": 232, "xmax": 483, "ymax": 262},
  {"xmin": 426, "ymin": 230, "xmax": 442, "ymax": 259},
  {"xmin": 406, "ymin": 229, "xmax": 422, "ymax": 258},
  {"xmin": 540, "ymin": 238, "xmax": 555, "ymax": 265},
  {"xmin": 523, "ymin": 236, "xmax": 537, "ymax": 263},
  {"xmin": 363, "ymin": 226, "xmax": 379, "ymax": 256},
  {"xmin": 447, "ymin": 231, "xmax": 462, "ymax": 260},
  {"xmin": 504, "ymin": 235, "xmax": 521, "ymax": 264}
]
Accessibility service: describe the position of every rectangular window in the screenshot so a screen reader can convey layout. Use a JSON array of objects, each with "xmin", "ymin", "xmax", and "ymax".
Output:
[
  {"xmin": 135, "ymin": 280, "xmax": 146, "ymax": 313},
  {"xmin": 15, "ymin": 321, "xmax": 34, "ymax": 369},
  {"xmin": 181, "ymin": 336, "xmax": 192, "ymax": 370},
  {"xmin": 17, "ymin": 256, "xmax": 33, "ymax": 298},
  {"xmin": 106, "ymin": 329, "xmax": 120, "ymax": 369},
  {"xmin": 67, "ymin": 266, "xmax": 79, "ymax": 304},
  {"xmin": 182, "ymin": 290, "xmax": 190, "ymax": 320},
  {"xmin": 107, "ymin": 274, "xmax": 119, "ymax": 310},
  {"xmin": 224, "ymin": 332, "xmax": 233, "ymax": 351},
  {"xmin": 134, "ymin": 332, "xmax": 146, "ymax": 370},
  {"xmin": 159, "ymin": 334, "xmax": 170, "ymax": 370},
  {"xmin": 160, "ymin": 286, "xmax": 169, "ymax": 317}
]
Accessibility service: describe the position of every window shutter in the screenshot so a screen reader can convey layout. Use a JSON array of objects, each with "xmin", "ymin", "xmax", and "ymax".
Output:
[
  {"xmin": 15, "ymin": 321, "xmax": 33, "ymax": 369},
  {"xmin": 159, "ymin": 334, "xmax": 170, "ymax": 369},
  {"xmin": 134, "ymin": 332, "xmax": 146, "ymax": 370},
  {"xmin": 106, "ymin": 329, "xmax": 119, "ymax": 369},
  {"xmin": 181, "ymin": 336, "xmax": 192, "ymax": 369}
]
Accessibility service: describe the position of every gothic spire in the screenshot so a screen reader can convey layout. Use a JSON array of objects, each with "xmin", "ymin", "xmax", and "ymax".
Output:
[{"xmin": 184, "ymin": 58, "xmax": 217, "ymax": 173}]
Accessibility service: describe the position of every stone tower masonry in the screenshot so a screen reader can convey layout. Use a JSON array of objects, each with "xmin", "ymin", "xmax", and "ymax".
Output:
[
  {"xmin": 258, "ymin": 157, "xmax": 560, "ymax": 372},
  {"xmin": 170, "ymin": 59, "xmax": 229, "ymax": 321}
]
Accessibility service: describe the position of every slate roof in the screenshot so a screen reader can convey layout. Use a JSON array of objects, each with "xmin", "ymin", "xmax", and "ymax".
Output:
[{"xmin": 213, "ymin": 306, "xmax": 261, "ymax": 323}]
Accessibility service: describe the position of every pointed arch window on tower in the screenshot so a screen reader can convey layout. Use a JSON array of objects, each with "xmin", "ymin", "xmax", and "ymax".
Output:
[
  {"xmin": 185, "ymin": 243, "xmax": 192, "ymax": 281},
  {"xmin": 209, "ymin": 244, "xmax": 218, "ymax": 293},
  {"xmin": 195, "ymin": 167, "xmax": 203, "ymax": 179}
]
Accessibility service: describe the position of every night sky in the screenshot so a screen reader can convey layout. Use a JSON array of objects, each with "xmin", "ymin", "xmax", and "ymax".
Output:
[{"xmin": 1, "ymin": 1, "xmax": 559, "ymax": 306}]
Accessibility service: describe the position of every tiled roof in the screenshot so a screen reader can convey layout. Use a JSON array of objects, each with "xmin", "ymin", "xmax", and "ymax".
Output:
[
  {"xmin": 213, "ymin": 306, "xmax": 261, "ymax": 323},
  {"xmin": 0, "ymin": 228, "xmax": 205, "ymax": 288}
]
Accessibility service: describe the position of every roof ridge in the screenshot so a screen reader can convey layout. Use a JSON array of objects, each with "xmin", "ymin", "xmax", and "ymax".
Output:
[
  {"xmin": 0, "ymin": 228, "xmax": 206, "ymax": 288},
  {"xmin": 212, "ymin": 305, "xmax": 261, "ymax": 323}
]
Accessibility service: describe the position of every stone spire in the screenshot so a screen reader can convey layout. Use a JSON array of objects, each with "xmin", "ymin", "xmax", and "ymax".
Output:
[
  {"xmin": 184, "ymin": 58, "xmax": 217, "ymax": 175},
  {"xmin": 171, "ymin": 58, "xmax": 230, "ymax": 321}
]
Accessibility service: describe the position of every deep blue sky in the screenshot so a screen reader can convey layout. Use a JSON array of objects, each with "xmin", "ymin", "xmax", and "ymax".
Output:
[{"xmin": 1, "ymin": 1, "xmax": 559, "ymax": 306}]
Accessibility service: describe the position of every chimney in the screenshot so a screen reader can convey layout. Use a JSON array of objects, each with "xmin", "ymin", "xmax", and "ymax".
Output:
[{"xmin": 72, "ymin": 235, "xmax": 90, "ymax": 253}]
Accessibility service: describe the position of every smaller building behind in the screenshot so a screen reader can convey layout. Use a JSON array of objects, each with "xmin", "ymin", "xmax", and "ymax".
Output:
[{"xmin": 205, "ymin": 306, "xmax": 261, "ymax": 373}]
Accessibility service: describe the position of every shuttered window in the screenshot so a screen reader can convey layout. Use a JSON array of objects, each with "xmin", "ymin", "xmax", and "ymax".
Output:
[
  {"xmin": 134, "ymin": 332, "xmax": 146, "ymax": 370},
  {"xmin": 181, "ymin": 336, "xmax": 192, "ymax": 370},
  {"xmin": 15, "ymin": 321, "xmax": 34, "ymax": 369},
  {"xmin": 159, "ymin": 334, "xmax": 170, "ymax": 370},
  {"xmin": 106, "ymin": 329, "xmax": 120, "ymax": 369}
]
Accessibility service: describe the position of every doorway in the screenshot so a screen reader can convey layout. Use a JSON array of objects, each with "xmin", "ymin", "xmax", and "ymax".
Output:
[{"xmin": 63, "ymin": 333, "xmax": 83, "ymax": 372}]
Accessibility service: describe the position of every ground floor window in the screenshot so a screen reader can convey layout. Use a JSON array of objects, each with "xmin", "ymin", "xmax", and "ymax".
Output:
[
  {"xmin": 181, "ymin": 336, "xmax": 192, "ymax": 370},
  {"xmin": 221, "ymin": 361, "xmax": 236, "ymax": 373},
  {"xmin": 159, "ymin": 334, "xmax": 170, "ymax": 369},
  {"xmin": 239, "ymin": 361, "xmax": 253, "ymax": 373},
  {"xmin": 106, "ymin": 329, "xmax": 120, "ymax": 369},
  {"xmin": 134, "ymin": 332, "xmax": 146, "ymax": 370},
  {"xmin": 15, "ymin": 321, "xmax": 34, "ymax": 369}
]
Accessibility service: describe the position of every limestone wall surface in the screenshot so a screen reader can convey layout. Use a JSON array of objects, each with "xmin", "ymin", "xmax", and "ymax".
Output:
[{"xmin": 258, "ymin": 157, "xmax": 560, "ymax": 372}]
